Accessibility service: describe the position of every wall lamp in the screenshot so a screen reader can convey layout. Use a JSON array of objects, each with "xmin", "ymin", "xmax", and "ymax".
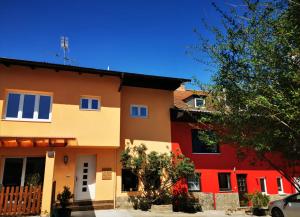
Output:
[{"xmin": 63, "ymin": 155, "xmax": 69, "ymax": 165}]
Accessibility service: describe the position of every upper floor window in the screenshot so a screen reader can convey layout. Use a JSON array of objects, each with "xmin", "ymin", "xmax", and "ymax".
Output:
[
  {"xmin": 218, "ymin": 173, "xmax": 232, "ymax": 192},
  {"xmin": 130, "ymin": 105, "xmax": 148, "ymax": 118},
  {"xmin": 195, "ymin": 97, "xmax": 205, "ymax": 108},
  {"xmin": 191, "ymin": 129, "xmax": 219, "ymax": 154},
  {"xmin": 5, "ymin": 92, "xmax": 52, "ymax": 121},
  {"xmin": 80, "ymin": 97, "xmax": 100, "ymax": 110},
  {"xmin": 277, "ymin": 177, "xmax": 284, "ymax": 194}
]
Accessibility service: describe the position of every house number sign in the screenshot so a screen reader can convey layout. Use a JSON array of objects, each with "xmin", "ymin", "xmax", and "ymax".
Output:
[{"xmin": 102, "ymin": 168, "xmax": 112, "ymax": 180}]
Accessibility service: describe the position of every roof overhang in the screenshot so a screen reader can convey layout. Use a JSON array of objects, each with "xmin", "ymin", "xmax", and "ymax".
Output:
[{"xmin": 0, "ymin": 57, "xmax": 190, "ymax": 91}]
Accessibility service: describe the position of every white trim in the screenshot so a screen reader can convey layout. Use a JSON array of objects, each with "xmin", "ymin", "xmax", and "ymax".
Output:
[
  {"xmin": 4, "ymin": 92, "xmax": 52, "ymax": 122},
  {"xmin": 21, "ymin": 158, "xmax": 27, "ymax": 186},
  {"xmin": 277, "ymin": 177, "xmax": 284, "ymax": 194},
  {"xmin": 130, "ymin": 104, "xmax": 148, "ymax": 118},
  {"xmin": 80, "ymin": 97, "xmax": 100, "ymax": 111},
  {"xmin": 259, "ymin": 177, "xmax": 268, "ymax": 194},
  {"xmin": 194, "ymin": 97, "xmax": 205, "ymax": 108}
]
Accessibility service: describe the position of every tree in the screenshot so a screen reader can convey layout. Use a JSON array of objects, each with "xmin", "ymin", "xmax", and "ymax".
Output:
[
  {"xmin": 120, "ymin": 144, "xmax": 195, "ymax": 210},
  {"xmin": 194, "ymin": 0, "xmax": 300, "ymax": 190}
]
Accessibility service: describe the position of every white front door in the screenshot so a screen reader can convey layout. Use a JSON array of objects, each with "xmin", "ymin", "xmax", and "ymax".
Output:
[{"xmin": 75, "ymin": 155, "xmax": 96, "ymax": 201}]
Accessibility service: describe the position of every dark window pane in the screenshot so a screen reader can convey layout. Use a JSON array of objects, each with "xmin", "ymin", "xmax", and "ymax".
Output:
[
  {"xmin": 84, "ymin": 163, "xmax": 88, "ymax": 167},
  {"xmin": 140, "ymin": 107, "xmax": 147, "ymax": 117},
  {"xmin": 122, "ymin": 169, "xmax": 138, "ymax": 191},
  {"xmin": 6, "ymin": 93, "xmax": 20, "ymax": 118},
  {"xmin": 22, "ymin": 94, "xmax": 35, "ymax": 118},
  {"xmin": 83, "ymin": 169, "xmax": 88, "ymax": 173},
  {"xmin": 187, "ymin": 173, "xmax": 201, "ymax": 191},
  {"xmin": 277, "ymin": 178, "xmax": 282, "ymax": 192},
  {"xmin": 91, "ymin": 99, "xmax": 99, "ymax": 109},
  {"xmin": 82, "ymin": 181, "xmax": 87, "ymax": 185},
  {"xmin": 81, "ymin": 98, "xmax": 89, "ymax": 109},
  {"xmin": 192, "ymin": 130, "xmax": 219, "ymax": 153},
  {"xmin": 2, "ymin": 158, "xmax": 23, "ymax": 186},
  {"xmin": 83, "ymin": 175, "xmax": 88, "ymax": 179},
  {"xmin": 82, "ymin": 187, "xmax": 87, "ymax": 192},
  {"xmin": 218, "ymin": 173, "xmax": 231, "ymax": 191},
  {"xmin": 131, "ymin": 106, "xmax": 139, "ymax": 117},
  {"xmin": 25, "ymin": 157, "xmax": 45, "ymax": 186},
  {"xmin": 38, "ymin": 96, "xmax": 51, "ymax": 119},
  {"xmin": 195, "ymin": 98, "xmax": 204, "ymax": 107},
  {"xmin": 260, "ymin": 179, "xmax": 266, "ymax": 192}
]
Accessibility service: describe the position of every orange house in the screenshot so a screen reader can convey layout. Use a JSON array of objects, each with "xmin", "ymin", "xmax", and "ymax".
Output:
[{"xmin": 0, "ymin": 58, "xmax": 188, "ymax": 215}]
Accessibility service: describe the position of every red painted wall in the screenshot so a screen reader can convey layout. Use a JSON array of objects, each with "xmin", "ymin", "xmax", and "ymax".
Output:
[{"xmin": 171, "ymin": 122, "xmax": 298, "ymax": 195}]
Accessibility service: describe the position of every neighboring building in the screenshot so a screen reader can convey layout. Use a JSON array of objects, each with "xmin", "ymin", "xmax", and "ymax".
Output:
[
  {"xmin": 171, "ymin": 86, "xmax": 300, "ymax": 210},
  {"xmin": 0, "ymin": 58, "xmax": 188, "ymax": 215}
]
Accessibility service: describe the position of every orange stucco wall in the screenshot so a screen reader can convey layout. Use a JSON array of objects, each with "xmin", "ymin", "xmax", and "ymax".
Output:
[
  {"xmin": 0, "ymin": 65, "xmax": 120, "ymax": 147},
  {"xmin": 116, "ymin": 86, "xmax": 174, "ymax": 197}
]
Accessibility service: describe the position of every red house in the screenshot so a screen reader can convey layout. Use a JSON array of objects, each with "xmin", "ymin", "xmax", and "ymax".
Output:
[{"xmin": 171, "ymin": 86, "xmax": 300, "ymax": 210}]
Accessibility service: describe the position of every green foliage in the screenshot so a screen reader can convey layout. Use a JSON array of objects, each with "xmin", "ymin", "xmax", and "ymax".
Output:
[
  {"xmin": 25, "ymin": 173, "xmax": 41, "ymax": 186},
  {"xmin": 57, "ymin": 186, "xmax": 73, "ymax": 209},
  {"xmin": 247, "ymin": 191, "xmax": 270, "ymax": 208},
  {"xmin": 120, "ymin": 144, "xmax": 195, "ymax": 210},
  {"xmin": 194, "ymin": 0, "xmax": 300, "ymax": 190},
  {"xmin": 173, "ymin": 193, "xmax": 202, "ymax": 213}
]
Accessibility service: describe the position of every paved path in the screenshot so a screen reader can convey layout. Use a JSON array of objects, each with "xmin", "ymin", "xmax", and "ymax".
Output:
[{"xmin": 71, "ymin": 209, "xmax": 259, "ymax": 217}]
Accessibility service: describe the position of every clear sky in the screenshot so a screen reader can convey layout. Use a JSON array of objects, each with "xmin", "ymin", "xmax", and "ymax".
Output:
[{"xmin": 0, "ymin": 0, "xmax": 237, "ymax": 85}]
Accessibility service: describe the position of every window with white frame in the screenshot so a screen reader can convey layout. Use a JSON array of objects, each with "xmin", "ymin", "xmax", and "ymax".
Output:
[
  {"xmin": 218, "ymin": 173, "xmax": 232, "ymax": 191},
  {"xmin": 80, "ymin": 97, "xmax": 100, "ymax": 110},
  {"xmin": 195, "ymin": 97, "xmax": 205, "ymax": 108},
  {"xmin": 5, "ymin": 92, "xmax": 52, "ymax": 121},
  {"xmin": 130, "ymin": 105, "xmax": 148, "ymax": 118},
  {"xmin": 259, "ymin": 178, "xmax": 268, "ymax": 194},
  {"xmin": 187, "ymin": 173, "xmax": 201, "ymax": 192},
  {"xmin": 277, "ymin": 177, "xmax": 284, "ymax": 194}
]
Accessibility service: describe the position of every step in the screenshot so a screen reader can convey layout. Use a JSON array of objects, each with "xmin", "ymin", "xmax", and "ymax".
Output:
[{"xmin": 68, "ymin": 200, "xmax": 114, "ymax": 211}]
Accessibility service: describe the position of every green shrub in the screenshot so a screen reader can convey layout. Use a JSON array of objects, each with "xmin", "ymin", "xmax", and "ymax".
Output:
[
  {"xmin": 57, "ymin": 186, "xmax": 73, "ymax": 209},
  {"xmin": 247, "ymin": 191, "xmax": 270, "ymax": 208}
]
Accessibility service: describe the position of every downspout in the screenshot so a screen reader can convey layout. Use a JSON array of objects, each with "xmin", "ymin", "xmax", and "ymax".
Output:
[{"xmin": 113, "ymin": 148, "xmax": 117, "ymax": 209}]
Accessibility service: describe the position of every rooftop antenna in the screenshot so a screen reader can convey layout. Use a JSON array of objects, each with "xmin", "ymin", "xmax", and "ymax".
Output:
[{"xmin": 60, "ymin": 36, "xmax": 69, "ymax": 65}]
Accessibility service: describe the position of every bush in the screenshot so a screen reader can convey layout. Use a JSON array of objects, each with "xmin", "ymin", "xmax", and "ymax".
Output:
[
  {"xmin": 57, "ymin": 186, "xmax": 73, "ymax": 209},
  {"xmin": 173, "ymin": 193, "xmax": 201, "ymax": 213},
  {"xmin": 247, "ymin": 191, "xmax": 270, "ymax": 208}
]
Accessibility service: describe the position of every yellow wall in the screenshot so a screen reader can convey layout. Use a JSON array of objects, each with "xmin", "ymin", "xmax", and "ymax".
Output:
[
  {"xmin": 0, "ymin": 65, "xmax": 120, "ymax": 147},
  {"xmin": 116, "ymin": 86, "xmax": 173, "ymax": 197}
]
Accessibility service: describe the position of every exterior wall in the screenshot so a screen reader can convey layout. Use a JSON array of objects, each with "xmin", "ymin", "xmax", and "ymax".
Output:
[
  {"xmin": 116, "ymin": 86, "xmax": 173, "ymax": 204},
  {"xmin": 171, "ymin": 122, "xmax": 298, "ymax": 203},
  {"xmin": 0, "ymin": 147, "xmax": 116, "ymax": 202},
  {"xmin": 0, "ymin": 65, "xmax": 120, "ymax": 147}
]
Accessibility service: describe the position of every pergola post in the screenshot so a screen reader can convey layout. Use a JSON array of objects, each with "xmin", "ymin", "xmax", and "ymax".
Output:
[{"xmin": 41, "ymin": 151, "xmax": 56, "ymax": 216}]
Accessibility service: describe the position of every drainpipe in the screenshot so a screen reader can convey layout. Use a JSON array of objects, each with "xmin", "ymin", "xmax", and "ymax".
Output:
[
  {"xmin": 113, "ymin": 149, "xmax": 117, "ymax": 209},
  {"xmin": 213, "ymin": 193, "xmax": 216, "ymax": 210}
]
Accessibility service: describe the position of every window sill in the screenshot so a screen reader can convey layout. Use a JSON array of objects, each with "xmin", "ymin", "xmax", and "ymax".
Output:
[
  {"xmin": 188, "ymin": 190, "xmax": 201, "ymax": 192},
  {"xmin": 2, "ymin": 118, "xmax": 52, "ymax": 123},
  {"xmin": 192, "ymin": 153, "xmax": 221, "ymax": 155},
  {"xmin": 219, "ymin": 190, "xmax": 233, "ymax": 193},
  {"xmin": 79, "ymin": 108, "xmax": 100, "ymax": 111}
]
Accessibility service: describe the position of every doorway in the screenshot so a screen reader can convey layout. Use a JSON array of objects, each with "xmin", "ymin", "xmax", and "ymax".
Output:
[{"xmin": 237, "ymin": 174, "xmax": 248, "ymax": 207}]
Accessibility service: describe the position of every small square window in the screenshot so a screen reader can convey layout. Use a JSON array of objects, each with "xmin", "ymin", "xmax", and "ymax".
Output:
[
  {"xmin": 80, "ymin": 97, "xmax": 100, "ymax": 110},
  {"xmin": 122, "ymin": 169, "xmax": 138, "ymax": 191},
  {"xmin": 130, "ymin": 105, "xmax": 148, "ymax": 118},
  {"xmin": 82, "ymin": 181, "xmax": 87, "ymax": 185},
  {"xmin": 195, "ymin": 98, "xmax": 205, "ymax": 108},
  {"xmin": 84, "ymin": 163, "xmax": 88, "ymax": 167},
  {"xmin": 82, "ymin": 187, "xmax": 87, "ymax": 192},
  {"xmin": 187, "ymin": 173, "xmax": 201, "ymax": 192},
  {"xmin": 83, "ymin": 175, "xmax": 88, "ymax": 179},
  {"xmin": 83, "ymin": 169, "xmax": 88, "ymax": 173}
]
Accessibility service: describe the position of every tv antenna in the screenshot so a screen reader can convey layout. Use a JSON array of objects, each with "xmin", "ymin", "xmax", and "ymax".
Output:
[{"xmin": 60, "ymin": 36, "xmax": 69, "ymax": 65}]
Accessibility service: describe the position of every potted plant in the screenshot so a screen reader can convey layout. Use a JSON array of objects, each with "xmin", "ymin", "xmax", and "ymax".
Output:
[
  {"xmin": 54, "ymin": 186, "xmax": 73, "ymax": 217},
  {"xmin": 247, "ymin": 191, "xmax": 270, "ymax": 216}
]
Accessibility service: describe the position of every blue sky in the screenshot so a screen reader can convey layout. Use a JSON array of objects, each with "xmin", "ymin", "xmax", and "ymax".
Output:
[{"xmin": 0, "ymin": 0, "xmax": 237, "ymax": 85}]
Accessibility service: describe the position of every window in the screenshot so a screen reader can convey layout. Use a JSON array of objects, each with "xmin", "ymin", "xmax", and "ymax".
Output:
[
  {"xmin": 5, "ymin": 92, "xmax": 52, "ymax": 121},
  {"xmin": 130, "ymin": 105, "xmax": 148, "ymax": 118},
  {"xmin": 122, "ymin": 169, "xmax": 138, "ymax": 191},
  {"xmin": 80, "ymin": 97, "xmax": 100, "ymax": 110},
  {"xmin": 191, "ymin": 129, "xmax": 219, "ymax": 154},
  {"xmin": 259, "ymin": 178, "xmax": 267, "ymax": 194},
  {"xmin": 277, "ymin": 177, "xmax": 284, "ymax": 194},
  {"xmin": 1, "ymin": 157, "xmax": 45, "ymax": 187},
  {"xmin": 218, "ymin": 173, "xmax": 231, "ymax": 191},
  {"xmin": 187, "ymin": 173, "xmax": 201, "ymax": 192},
  {"xmin": 195, "ymin": 98, "xmax": 205, "ymax": 108}
]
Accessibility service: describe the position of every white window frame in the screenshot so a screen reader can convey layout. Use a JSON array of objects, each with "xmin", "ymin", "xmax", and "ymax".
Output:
[
  {"xmin": 0, "ymin": 157, "xmax": 27, "ymax": 187},
  {"xmin": 130, "ymin": 105, "xmax": 148, "ymax": 118},
  {"xmin": 187, "ymin": 173, "xmax": 200, "ymax": 192},
  {"xmin": 194, "ymin": 97, "xmax": 205, "ymax": 108},
  {"xmin": 4, "ymin": 92, "xmax": 52, "ymax": 122},
  {"xmin": 80, "ymin": 97, "xmax": 100, "ymax": 111},
  {"xmin": 259, "ymin": 177, "xmax": 268, "ymax": 195},
  {"xmin": 277, "ymin": 177, "xmax": 284, "ymax": 195},
  {"xmin": 218, "ymin": 173, "xmax": 232, "ymax": 192}
]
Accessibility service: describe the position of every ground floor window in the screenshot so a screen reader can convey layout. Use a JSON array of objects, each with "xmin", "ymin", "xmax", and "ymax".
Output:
[
  {"xmin": 259, "ymin": 178, "xmax": 267, "ymax": 194},
  {"xmin": 1, "ymin": 157, "xmax": 45, "ymax": 187},
  {"xmin": 187, "ymin": 173, "xmax": 201, "ymax": 192},
  {"xmin": 277, "ymin": 177, "xmax": 284, "ymax": 194},
  {"xmin": 122, "ymin": 169, "xmax": 138, "ymax": 192},
  {"xmin": 218, "ymin": 173, "xmax": 231, "ymax": 191}
]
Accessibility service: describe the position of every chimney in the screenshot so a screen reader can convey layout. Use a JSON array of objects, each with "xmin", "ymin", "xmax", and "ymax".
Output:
[{"xmin": 176, "ymin": 84, "xmax": 186, "ymax": 91}]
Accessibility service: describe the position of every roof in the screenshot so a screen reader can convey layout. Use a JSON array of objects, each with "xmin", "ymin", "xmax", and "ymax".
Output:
[
  {"xmin": 174, "ymin": 89, "xmax": 209, "ymax": 110},
  {"xmin": 0, "ymin": 57, "xmax": 190, "ymax": 91}
]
